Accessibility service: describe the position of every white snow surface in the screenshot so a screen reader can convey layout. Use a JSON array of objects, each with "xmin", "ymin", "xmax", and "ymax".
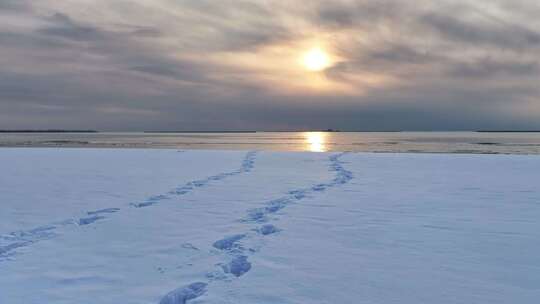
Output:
[{"xmin": 1, "ymin": 148, "xmax": 539, "ymax": 303}]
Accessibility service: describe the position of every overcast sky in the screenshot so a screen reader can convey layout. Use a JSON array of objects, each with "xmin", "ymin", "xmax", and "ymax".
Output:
[{"xmin": 1, "ymin": 0, "xmax": 539, "ymax": 131}]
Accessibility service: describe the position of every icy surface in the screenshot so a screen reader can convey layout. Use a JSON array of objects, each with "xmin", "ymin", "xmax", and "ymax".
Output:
[{"xmin": 1, "ymin": 149, "xmax": 540, "ymax": 303}]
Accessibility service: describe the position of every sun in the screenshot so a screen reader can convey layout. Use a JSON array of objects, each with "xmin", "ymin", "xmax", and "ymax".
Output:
[{"xmin": 302, "ymin": 48, "xmax": 331, "ymax": 72}]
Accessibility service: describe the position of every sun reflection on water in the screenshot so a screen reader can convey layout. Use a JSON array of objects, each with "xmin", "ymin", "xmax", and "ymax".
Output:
[{"xmin": 305, "ymin": 132, "xmax": 327, "ymax": 152}]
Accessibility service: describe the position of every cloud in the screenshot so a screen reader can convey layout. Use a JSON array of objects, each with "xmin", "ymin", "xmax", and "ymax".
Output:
[
  {"xmin": 421, "ymin": 12, "xmax": 540, "ymax": 50},
  {"xmin": 0, "ymin": 0, "xmax": 539, "ymax": 130},
  {"xmin": 0, "ymin": 0, "xmax": 28, "ymax": 11},
  {"xmin": 447, "ymin": 58, "xmax": 539, "ymax": 78},
  {"xmin": 36, "ymin": 13, "xmax": 104, "ymax": 41}
]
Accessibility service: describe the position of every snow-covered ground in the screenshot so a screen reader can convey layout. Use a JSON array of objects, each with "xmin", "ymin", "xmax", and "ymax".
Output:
[{"xmin": 1, "ymin": 148, "xmax": 539, "ymax": 303}]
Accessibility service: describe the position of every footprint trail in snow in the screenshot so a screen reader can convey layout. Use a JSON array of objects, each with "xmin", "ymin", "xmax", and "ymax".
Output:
[
  {"xmin": 159, "ymin": 152, "xmax": 352, "ymax": 303},
  {"xmin": 0, "ymin": 151, "xmax": 257, "ymax": 261}
]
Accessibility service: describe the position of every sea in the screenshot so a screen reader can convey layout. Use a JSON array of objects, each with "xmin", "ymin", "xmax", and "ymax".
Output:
[{"xmin": 1, "ymin": 131, "xmax": 540, "ymax": 154}]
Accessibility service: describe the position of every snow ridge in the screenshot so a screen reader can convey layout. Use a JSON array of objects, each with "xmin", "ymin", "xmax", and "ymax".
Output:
[
  {"xmin": 159, "ymin": 152, "xmax": 352, "ymax": 303},
  {"xmin": 0, "ymin": 151, "xmax": 258, "ymax": 261}
]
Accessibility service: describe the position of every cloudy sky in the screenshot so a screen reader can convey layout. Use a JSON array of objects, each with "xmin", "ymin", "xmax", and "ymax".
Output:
[{"xmin": 1, "ymin": 0, "xmax": 539, "ymax": 131}]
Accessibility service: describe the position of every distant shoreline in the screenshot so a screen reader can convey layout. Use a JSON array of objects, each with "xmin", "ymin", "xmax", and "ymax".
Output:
[
  {"xmin": 476, "ymin": 130, "xmax": 540, "ymax": 133},
  {"xmin": 143, "ymin": 131, "xmax": 257, "ymax": 133},
  {"xmin": 0, "ymin": 130, "xmax": 98, "ymax": 133}
]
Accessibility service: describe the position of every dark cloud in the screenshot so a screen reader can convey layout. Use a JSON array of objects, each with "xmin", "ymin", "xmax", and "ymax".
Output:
[
  {"xmin": 128, "ymin": 61, "xmax": 208, "ymax": 83},
  {"xmin": 315, "ymin": 0, "xmax": 407, "ymax": 28},
  {"xmin": 129, "ymin": 27, "xmax": 161, "ymax": 38},
  {"xmin": 421, "ymin": 12, "xmax": 540, "ymax": 50},
  {"xmin": 448, "ymin": 58, "xmax": 539, "ymax": 78},
  {"xmin": 37, "ymin": 13, "xmax": 105, "ymax": 41},
  {"xmin": 0, "ymin": 0, "xmax": 28, "ymax": 11}
]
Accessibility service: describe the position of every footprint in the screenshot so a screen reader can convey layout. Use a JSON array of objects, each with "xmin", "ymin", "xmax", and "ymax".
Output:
[
  {"xmin": 181, "ymin": 243, "xmax": 199, "ymax": 251},
  {"xmin": 213, "ymin": 234, "xmax": 245, "ymax": 251},
  {"xmin": 0, "ymin": 241, "xmax": 31, "ymax": 256},
  {"xmin": 87, "ymin": 208, "xmax": 120, "ymax": 215},
  {"xmin": 246, "ymin": 209, "xmax": 267, "ymax": 223},
  {"xmin": 265, "ymin": 198, "xmax": 290, "ymax": 213},
  {"xmin": 78, "ymin": 215, "xmax": 105, "ymax": 226},
  {"xmin": 132, "ymin": 194, "xmax": 171, "ymax": 208},
  {"xmin": 189, "ymin": 181, "xmax": 206, "ymax": 188},
  {"xmin": 149, "ymin": 194, "xmax": 170, "ymax": 201},
  {"xmin": 170, "ymin": 188, "xmax": 190, "ymax": 195},
  {"xmin": 159, "ymin": 282, "xmax": 208, "ymax": 304},
  {"xmin": 258, "ymin": 224, "xmax": 279, "ymax": 235},
  {"xmin": 131, "ymin": 201, "xmax": 157, "ymax": 208},
  {"xmin": 289, "ymin": 189, "xmax": 307, "ymax": 199},
  {"xmin": 222, "ymin": 255, "xmax": 251, "ymax": 277},
  {"xmin": 312, "ymin": 184, "xmax": 326, "ymax": 191}
]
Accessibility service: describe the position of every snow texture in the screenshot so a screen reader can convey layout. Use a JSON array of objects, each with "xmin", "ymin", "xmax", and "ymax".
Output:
[{"xmin": 1, "ymin": 148, "xmax": 539, "ymax": 303}]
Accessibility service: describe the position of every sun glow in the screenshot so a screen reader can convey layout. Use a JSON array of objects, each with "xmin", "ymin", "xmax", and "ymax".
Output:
[
  {"xmin": 205, "ymin": 41, "xmax": 363, "ymax": 93},
  {"xmin": 305, "ymin": 132, "xmax": 327, "ymax": 152},
  {"xmin": 302, "ymin": 48, "xmax": 331, "ymax": 72}
]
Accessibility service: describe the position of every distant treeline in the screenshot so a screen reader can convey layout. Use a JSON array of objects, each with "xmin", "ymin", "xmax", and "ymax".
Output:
[
  {"xmin": 144, "ymin": 131, "xmax": 257, "ymax": 133},
  {"xmin": 0, "ymin": 130, "xmax": 98, "ymax": 133},
  {"xmin": 477, "ymin": 130, "xmax": 540, "ymax": 133}
]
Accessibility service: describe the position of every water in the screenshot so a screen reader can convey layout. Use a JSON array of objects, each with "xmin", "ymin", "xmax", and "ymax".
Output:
[{"xmin": 1, "ymin": 132, "xmax": 540, "ymax": 154}]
